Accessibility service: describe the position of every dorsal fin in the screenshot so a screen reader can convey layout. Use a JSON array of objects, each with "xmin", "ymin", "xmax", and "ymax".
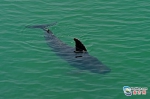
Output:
[{"xmin": 74, "ymin": 38, "xmax": 87, "ymax": 52}]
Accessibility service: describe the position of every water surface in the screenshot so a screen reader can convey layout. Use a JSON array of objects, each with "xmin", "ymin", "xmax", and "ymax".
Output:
[{"xmin": 0, "ymin": 0, "xmax": 150, "ymax": 99}]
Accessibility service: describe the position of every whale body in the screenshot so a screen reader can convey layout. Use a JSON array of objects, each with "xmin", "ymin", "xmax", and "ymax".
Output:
[{"xmin": 26, "ymin": 23, "xmax": 111, "ymax": 74}]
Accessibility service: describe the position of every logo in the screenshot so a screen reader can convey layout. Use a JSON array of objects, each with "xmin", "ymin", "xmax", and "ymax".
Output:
[
  {"xmin": 123, "ymin": 86, "xmax": 148, "ymax": 96},
  {"xmin": 123, "ymin": 86, "xmax": 132, "ymax": 96}
]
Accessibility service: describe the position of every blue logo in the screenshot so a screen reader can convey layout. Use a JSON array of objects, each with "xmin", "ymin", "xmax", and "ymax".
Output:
[{"xmin": 123, "ymin": 86, "xmax": 132, "ymax": 96}]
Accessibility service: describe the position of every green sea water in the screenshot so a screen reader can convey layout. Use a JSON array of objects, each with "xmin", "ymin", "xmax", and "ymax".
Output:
[{"xmin": 0, "ymin": 0, "xmax": 150, "ymax": 99}]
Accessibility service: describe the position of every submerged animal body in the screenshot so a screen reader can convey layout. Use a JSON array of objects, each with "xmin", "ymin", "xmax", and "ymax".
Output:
[{"xmin": 27, "ymin": 23, "xmax": 111, "ymax": 74}]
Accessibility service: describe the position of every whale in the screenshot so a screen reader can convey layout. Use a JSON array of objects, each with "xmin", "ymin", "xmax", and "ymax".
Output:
[{"xmin": 26, "ymin": 23, "xmax": 111, "ymax": 74}]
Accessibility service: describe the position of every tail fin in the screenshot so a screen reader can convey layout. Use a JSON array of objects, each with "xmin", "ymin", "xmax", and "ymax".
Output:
[{"xmin": 26, "ymin": 22, "xmax": 57, "ymax": 29}]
